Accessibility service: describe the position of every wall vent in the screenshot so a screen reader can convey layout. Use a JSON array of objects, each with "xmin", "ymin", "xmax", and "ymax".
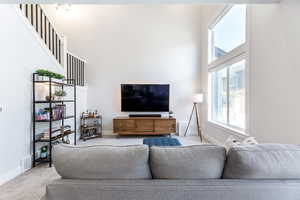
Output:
[{"xmin": 20, "ymin": 156, "xmax": 31, "ymax": 172}]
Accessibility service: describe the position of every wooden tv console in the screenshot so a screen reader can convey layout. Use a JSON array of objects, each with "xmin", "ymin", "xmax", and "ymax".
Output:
[{"xmin": 113, "ymin": 117, "xmax": 176, "ymax": 136}]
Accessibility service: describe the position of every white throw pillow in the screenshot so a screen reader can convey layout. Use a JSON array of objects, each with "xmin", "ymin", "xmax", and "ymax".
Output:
[
  {"xmin": 241, "ymin": 137, "xmax": 258, "ymax": 145},
  {"xmin": 224, "ymin": 136, "xmax": 241, "ymax": 151},
  {"xmin": 224, "ymin": 136, "xmax": 258, "ymax": 151}
]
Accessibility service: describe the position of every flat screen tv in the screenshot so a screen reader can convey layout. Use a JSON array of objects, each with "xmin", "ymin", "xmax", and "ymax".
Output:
[{"xmin": 121, "ymin": 84, "xmax": 170, "ymax": 112}]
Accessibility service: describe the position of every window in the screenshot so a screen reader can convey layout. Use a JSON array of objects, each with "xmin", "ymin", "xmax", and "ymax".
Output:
[
  {"xmin": 208, "ymin": 5, "xmax": 247, "ymax": 132},
  {"xmin": 211, "ymin": 67, "xmax": 227, "ymax": 124},
  {"xmin": 209, "ymin": 5, "xmax": 246, "ymax": 62},
  {"xmin": 211, "ymin": 59, "xmax": 245, "ymax": 129},
  {"xmin": 229, "ymin": 60, "xmax": 245, "ymax": 128}
]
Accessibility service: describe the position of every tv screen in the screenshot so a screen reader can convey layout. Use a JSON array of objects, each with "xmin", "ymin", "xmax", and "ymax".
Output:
[{"xmin": 121, "ymin": 84, "xmax": 170, "ymax": 112}]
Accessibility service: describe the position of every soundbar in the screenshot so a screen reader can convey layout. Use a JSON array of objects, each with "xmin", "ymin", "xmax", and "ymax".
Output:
[{"xmin": 129, "ymin": 114, "xmax": 162, "ymax": 118}]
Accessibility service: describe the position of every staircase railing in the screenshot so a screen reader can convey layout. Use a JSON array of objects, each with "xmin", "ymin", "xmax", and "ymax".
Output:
[
  {"xmin": 19, "ymin": 4, "xmax": 64, "ymax": 65},
  {"xmin": 67, "ymin": 52, "xmax": 86, "ymax": 86},
  {"xmin": 19, "ymin": 4, "xmax": 86, "ymax": 86}
]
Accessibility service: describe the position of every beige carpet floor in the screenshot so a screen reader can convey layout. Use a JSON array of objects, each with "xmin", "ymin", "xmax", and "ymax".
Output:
[
  {"xmin": 0, "ymin": 136, "xmax": 203, "ymax": 200},
  {"xmin": 0, "ymin": 165, "xmax": 58, "ymax": 200}
]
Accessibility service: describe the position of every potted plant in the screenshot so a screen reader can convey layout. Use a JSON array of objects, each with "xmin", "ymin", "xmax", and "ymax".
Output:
[
  {"xmin": 36, "ymin": 69, "xmax": 48, "ymax": 81},
  {"xmin": 35, "ymin": 69, "xmax": 65, "ymax": 82},
  {"xmin": 54, "ymin": 90, "xmax": 67, "ymax": 100},
  {"xmin": 51, "ymin": 72, "xmax": 65, "ymax": 83},
  {"xmin": 40, "ymin": 146, "xmax": 48, "ymax": 160}
]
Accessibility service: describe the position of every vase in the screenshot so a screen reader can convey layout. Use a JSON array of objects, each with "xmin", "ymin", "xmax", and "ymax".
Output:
[
  {"xmin": 45, "ymin": 96, "xmax": 54, "ymax": 101},
  {"xmin": 52, "ymin": 78, "xmax": 63, "ymax": 83},
  {"xmin": 36, "ymin": 75, "xmax": 45, "ymax": 81}
]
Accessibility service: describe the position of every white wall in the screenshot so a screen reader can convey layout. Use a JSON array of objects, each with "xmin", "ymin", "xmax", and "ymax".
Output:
[
  {"xmin": 0, "ymin": 5, "xmax": 87, "ymax": 185},
  {"xmin": 200, "ymin": 0, "xmax": 300, "ymax": 144},
  {"xmin": 0, "ymin": 5, "xmax": 63, "ymax": 184},
  {"xmin": 43, "ymin": 5, "xmax": 203, "ymax": 133}
]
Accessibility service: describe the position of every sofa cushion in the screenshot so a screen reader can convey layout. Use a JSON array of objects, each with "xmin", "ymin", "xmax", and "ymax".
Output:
[
  {"xmin": 53, "ymin": 144, "xmax": 152, "ymax": 179},
  {"xmin": 150, "ymin": 145, "xmax": 226, "ymax": 179},
  {"xmin": 45, "ymin": 179, "xmax": 300, "ymax": 200},
  {"xmin": 223, "ymin": 144, "xmax": 300, "ymax": 179}
]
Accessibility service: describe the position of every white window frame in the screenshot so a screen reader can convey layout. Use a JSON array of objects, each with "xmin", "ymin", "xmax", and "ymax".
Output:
[{"xmin": 207, "ymin": 5, "xmax": 250, "ymax": 136}]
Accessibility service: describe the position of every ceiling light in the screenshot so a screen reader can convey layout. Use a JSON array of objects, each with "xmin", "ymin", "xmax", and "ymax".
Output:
[{"xmin": 56, "ymin": 4, "xmax": 71, "ymax": 14}]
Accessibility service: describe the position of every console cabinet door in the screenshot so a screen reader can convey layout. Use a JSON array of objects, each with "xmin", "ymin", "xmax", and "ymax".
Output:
[
  {"xmin": 135, "ymin": 120, "xmax": 154, "ymax": 132},
  {"xmin": 114, "ymin": 119, "xmax": 135, "ymax": 132},
  {"xmin": 154, "ymin": 119, "xmax": 176, "ymax": 133}
]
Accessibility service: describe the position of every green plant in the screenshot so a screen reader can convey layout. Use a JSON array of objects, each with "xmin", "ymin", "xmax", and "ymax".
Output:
[
  {"xmin": 36, "ymin": 69, "xmax": 65, "ymax": 80},
  {"xmin": 54, "ymin": 90, "xmax": 67, "ymax": 97},
  {"xmin": 54, "ymin": 74, "xmax": 65, "ymax": 79},
  {"xmin": 36, "ymin": 69, "xmax": 48, "ymax": 76}
]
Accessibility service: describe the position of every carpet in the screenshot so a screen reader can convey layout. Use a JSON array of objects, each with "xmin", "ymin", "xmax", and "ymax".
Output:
[{"xmin": 143, "ymin": 137, "xmax": 181, "ymax": 147}]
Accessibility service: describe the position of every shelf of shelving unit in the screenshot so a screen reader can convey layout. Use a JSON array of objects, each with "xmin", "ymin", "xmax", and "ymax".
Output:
[
  {"xmin": 34, "ymin": 100, "xmax": 75, "ymax": 103},
  {"xmin": 35, "ymin": 130, "xmax": 75, "ymax": 143},
  {"xmin": 35, "ymin": 158, "xmax": 50, "ymax": 163},
  {"xmin": 34, "ymin": 80, "xmax": 74, "ymax": 87},
  {"xmin": 32, "ymin": 73, "xmax": 77, "ymax": 168},
  {"xmin": 35, "ymin": 115, "xmax": 74, "ymax": 122}
]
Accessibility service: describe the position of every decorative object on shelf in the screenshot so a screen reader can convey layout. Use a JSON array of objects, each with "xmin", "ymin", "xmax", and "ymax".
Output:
[
  {"xmin": 40, "ymin": 131, "xmax": 50, "ymax": 140},
  {"xmin": 56, "ymin": 105, "xmax": 66, "ymax": 119},
  {"xmin": 54, "ymin": 90, "xmax": 67, "ymax": 100},
  {"xmin": 40, "ymin": 146, "xmax": 48, "ymax": 159},
  {"xmin": 36, "ymin": 74, "xmax": 46, "ymax": 81},
  {"xmin": 35, "ymin": 125, "xmax": 73, "ymax": 143},
  {"xmin": 61, "ymin": 126, "xmax": 71, "ymax": 144},
  {"xmin": 81, "ymin": 110, "xmax": 89, "ymax": 118},
  {"xmin": 38, "ymin": 105, "xmax": 66, "ymax": 121},
  {"xmin": 184, "ymin": 93, "xmax": 204, "ymax": 141},
  {"xmin": 45, "ymin": 95, "xmax": 55, "ymax": 101},
  {"xmin": 169, "ymin": 111, "xmax": 174, "ymax": 118},
  {"xmin": 35, "ymin": 108, "xmax": 50, "ymax": 121},
  {"xmin": 32, "ymin": 73, "xmax": 76, "ymax": 168},
  {"xmin": 80, "ymin": 110, "xmax": 102, "ymax": 141}
]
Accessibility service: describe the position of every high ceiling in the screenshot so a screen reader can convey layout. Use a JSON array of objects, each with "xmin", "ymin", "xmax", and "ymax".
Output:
[{"xmin": 0, "ymin": 0, "xmax": 281, "ymax": 4}]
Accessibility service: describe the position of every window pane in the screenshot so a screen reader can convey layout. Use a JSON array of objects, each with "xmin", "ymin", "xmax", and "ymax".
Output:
[
  {"xmin": 229, "ymin": 60, "xmax": 245, "ymax": 129},
  {"xmin": 211, "ymin": 5, "xmax": 246, "ymax": 60},
  {"xmin": 212, "ymin": 68, "xmax": 227, "ymax": 124}
]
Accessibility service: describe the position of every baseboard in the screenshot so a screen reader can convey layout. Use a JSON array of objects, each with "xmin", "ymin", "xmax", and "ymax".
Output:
[
  {"xmin": 0, "ymin": 155, "xmax": 32, "ymax": 186},
  {"xmin": 102, "ymin": 130, "xmax": 115, "ymax": 136},
  {"xmin": 0, "ymin": 166, "xmax": 22, "ymax": 186}
]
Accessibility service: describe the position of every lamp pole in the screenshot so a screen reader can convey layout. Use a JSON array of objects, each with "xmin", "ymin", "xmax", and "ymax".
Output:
[{"xmin": 184, "ymin": 93, "xmax": 203, "ymax": 142}]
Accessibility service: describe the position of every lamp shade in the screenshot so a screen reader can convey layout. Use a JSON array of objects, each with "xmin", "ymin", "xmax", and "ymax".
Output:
[{"xmin": 193, "ymin": 93, "xmax": 204, "ymax": 103}]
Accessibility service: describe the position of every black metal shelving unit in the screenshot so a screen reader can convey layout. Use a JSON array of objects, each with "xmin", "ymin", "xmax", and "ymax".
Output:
[
  {"xmin": 32, "ymin": 73, "xmax": 76, "ymax": 167},
  {"xmin": 80, "ymin": 115, "xmax": 102, "ymax": 141}
]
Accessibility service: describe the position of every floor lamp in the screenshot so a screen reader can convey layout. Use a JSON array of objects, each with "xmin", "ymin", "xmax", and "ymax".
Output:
[{"xmin": 184, "ymin": 93, "xmax": 203, "ymax": 142}]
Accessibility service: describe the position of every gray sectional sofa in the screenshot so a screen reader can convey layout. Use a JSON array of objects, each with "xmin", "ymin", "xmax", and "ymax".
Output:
[{"xmin": 44, "ymin": 144, "xmax": 300, "ymax": 200}]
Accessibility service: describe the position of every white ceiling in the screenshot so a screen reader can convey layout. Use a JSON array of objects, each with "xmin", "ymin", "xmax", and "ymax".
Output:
[{"xmin": 0, "ymin": 0, "xmax": 281, "ymax": 4}]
